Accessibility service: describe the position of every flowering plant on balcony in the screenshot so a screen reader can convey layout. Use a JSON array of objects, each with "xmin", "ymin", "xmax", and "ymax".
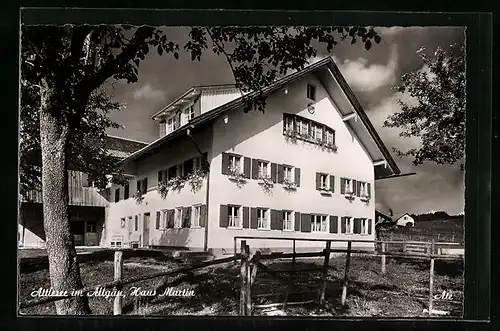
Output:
[
  {"xmin": 284, "ymin": 129, "xmax": 299, "ymax": 138},
  {"xmin": 325, "ymin": 141, "xmax": 338, "ymax": 151},
  {"xmin": 227, "ymin": 164, "xmax": 246, "ymax": 188},
  {"xmin": 258, "ymin": 174, "xmax": 274, "ymax": 193},
  {"xmin": 282, "ymin": 177, "xmax": 297, "ymax": 190},
  {"xmin": 344, "ymin": 188, "xmax": 355, "ymax": 201},
  {"xmin": 133, "ymin": 190, "xmax": 145, "ymax": 205},
  {"xmin": 188, "ymin": 169, "xmax": 207, "ymax": 193},
  {"xmin": 167, "ymin": 175, "xmax": 185, "ymax": 193}
]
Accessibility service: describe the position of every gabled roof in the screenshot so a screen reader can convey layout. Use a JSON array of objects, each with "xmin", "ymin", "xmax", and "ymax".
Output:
[
  {"xmin": 105, "ymin": 135, "xmax": 149, "ymax": 158},
  {"xmin": 123, "ymin": 57, "xmax": 401, "ymax": 179}
]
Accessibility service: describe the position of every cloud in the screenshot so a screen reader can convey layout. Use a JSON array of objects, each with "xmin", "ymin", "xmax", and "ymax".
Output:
[
  {"xmin": 132, "ymin": 83, "xmax": 166, "ymax": 102},
  {"xmin": 333, "ymin": 46, "xmax": 399, "ymax": 92}
]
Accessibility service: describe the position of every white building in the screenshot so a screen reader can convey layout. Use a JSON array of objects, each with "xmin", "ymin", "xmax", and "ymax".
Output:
[{"xmin": 104, "ymin": 57, "xmax": 401, "ymax": 254}]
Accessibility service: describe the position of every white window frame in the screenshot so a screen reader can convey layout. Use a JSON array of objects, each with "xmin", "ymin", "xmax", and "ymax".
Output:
[
  {"xmin": 167, "ymin": 117, "xmax": 174, "ymax": 134},
  {"xmin": 229, "ymin": 155, "xmax": 244, "ymax": 175},
  {"xmin": 191, "ymin": 205, "xmax": 202, "ymax": 228},
  {"xmin": 311, "ymin": 214, "xmax": 328, "ymax": 232},
  {"xmin": 161, "ymin": 210, "xmax": 168, "ymax": 230},
  {"xmin": 343, "ymin": 217, "xmax": 354, "ymax": 234},
  {"xmin": 344, "ymin": 179, "xmax": 354, "ymax": 195},
  {"xmin": 307, "ymin": 84, "xmax": 316, "ymax": 101},
  {"xmin": 257, "ymin": 208, "xmax": 270, "ymax": 230},
  {"xmin": 361, "ymin": 218, "xmax": 369, "ymax": 235},
  {"xmin": 326, "ymin": 129, "xmax": 334, "ymax": 144},
  {"xmin": 174, "ymin": 207, "xmax": 183, "ymax": 228},
  {"xmin": 320, "ymin": 174, "xmax": 330, "ymax": 190},
  {"xmin": 359, "ymin": 182, "xmax": 369, "ymax": 198},
  {"xmin": 258, "ymin": 161, "xmax": 271, "ymax": 179},
  {"xmin": 283, "ymin": 166, "xmax": 295, "ymax": 183},
  {"xmin": 283, "ymin": 210, "xmax": 294, "ymax": 231},
  {"xmin": 284, "ymin": 116, "xmax": 294, "ymax": 133},
  {"xmin": 228, "ymin": 205, "xmax": 242, "ymax": 229}
]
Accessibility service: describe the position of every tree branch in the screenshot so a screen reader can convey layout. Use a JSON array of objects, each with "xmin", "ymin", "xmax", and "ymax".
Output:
[{"xmin": 205, "ymin": 28, "xmax": 241, "ymax": 91}]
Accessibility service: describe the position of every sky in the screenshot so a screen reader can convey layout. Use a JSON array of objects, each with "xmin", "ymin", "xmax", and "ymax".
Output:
[{"xmin": 106, "ymin": 26, "xmax": 466, "ymax": 217}]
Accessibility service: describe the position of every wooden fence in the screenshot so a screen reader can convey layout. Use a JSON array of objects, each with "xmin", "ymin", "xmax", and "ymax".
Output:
[{"xmin": 19, "ymin": 237, "xmax": 463, "ymax": 316}]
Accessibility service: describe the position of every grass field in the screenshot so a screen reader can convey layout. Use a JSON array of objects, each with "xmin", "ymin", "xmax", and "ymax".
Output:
[{"xmin": 19, "ymin": 252, "xmax": 464, "ymax": 317}]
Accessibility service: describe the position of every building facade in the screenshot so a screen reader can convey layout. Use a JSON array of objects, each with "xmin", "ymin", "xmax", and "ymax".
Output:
[{"xmin": 105, "ymin": 57, "xmax": 401, "ymax": 253}]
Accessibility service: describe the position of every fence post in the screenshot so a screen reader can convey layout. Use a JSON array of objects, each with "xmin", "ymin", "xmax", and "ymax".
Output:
[
  {"xmin": 381, "ymin": 242, "xmax": 386, "ymax": 274},
  {"xmin": 429, "ymin": 257, "xmax": 435, "ymax": 316},
  {"xmin": 320, "ymin": 240, "xmax": 332, "ymax": 304},
  {"xmin": 341, "ymin": 241, "xmax": 352, "ymax": 306},
  {"xmin": 245, "ymin": 244, "xmax": 252, "ymax": 316},
  {"xmin": 403, "ymin": 239, "xmax": 407, "ymax": 253},
  {"xmin": 113, "ymin": 250, "xmax": 123, "ymax": 315},
  {"xmin": 239, "ymin": 240, "xmax": 248, "ymax": 316},
  {"xmin": 292, "ymin": 239, "xmax": 296, "ymax": 271},
  {"xmin": 234, "ymin": 238, "xmax": 238, "ymax": 266},
  {"xmin": 431, "ymin": 238, "xmax": 435, "ymax": 255}
]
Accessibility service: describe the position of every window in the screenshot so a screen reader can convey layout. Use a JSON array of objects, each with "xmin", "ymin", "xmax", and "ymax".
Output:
[
  {"xmin": 361, "ymin": 218, "xmax": 369, "ymax": 235},
  {"xmin": 283, "ymin": 166, "xmax": 294, "ymax": 182},
  {"xmin": 177, "ymin": 164, "xmax": 184, "ymax": 178},
  {"xmin": 155, "ymin": 211, "xmax": 161, "ymax": 229},
  {"xmin": 124, "ymin": 184, "xmax": 129, "ymax": 199},
  {"xmin": 175, "ymin": 207, "xmax": 183, "ymax": 228},
  {"xmin": 167, "ymin": 165, "xmax": 177, "ymax": 179},
  {"xmin": 120, "ymin": 218, "xmax": 126, "ymax": 228},
  {"xmin": 326, "ymin": 128, "xmax": 335, "ymax": 145},
  {"xmin": 257, "ymin": 208, "xmax": 270, "ymax": 229},
  {"xmin": 283, "ymin": 211, "xmax": 294, "ymax": 231},
  {"xmin": 193, "ymin": 156, "xmax": 201, "ymax": 171},
  {"xmin": 258, "ymin": 161, "xmax": 271, "ymax": 178},
  {"xmin": 283, "ymin": 114, "xmax": 295, "ymax": 133},
  {"xmin": 297, "ymin": 119, "xmax": 309, "ymax": 136},
  {"xmin": 173, "ymin": 111, "xmax": 181, "ymax": 130},
  {"xmin": 184, "ymin": 105, "xmax": 195, "ymax": 121},
  {"xmin": 184, "ymin": 158, "xmax": 194, "ymax": 176},
  {"xmin": 158, "ymin": 170, "xmax": 163, "ymax": 183},
  {"xmin": 307, "ymin": 84, "xmax": 316, "ymax": 101},
  {"xmin": 137, "ymin": 178, "xmax": 148, "ymax": 194},
  {"xmin": 229, "ymin": 155, "xmax": 243, "ymax": 174},
  {"xmin": 359, "ymin": 182, "xmax": 369, "ymax": 198},
  {"xmin": 344, "ymin": 178, "xmax": 354, "ymax": 195},
  {"xmin": 134, "ymin": 215, "xmax": 139, "ymax": 231},
  {"xmin": 228, "ymin": 205, "xmax": 241, "ymax": 228},
  {"xmin": 315, "ymin": 125, "xmax": 323, "ymax": 141},
  {"xmin": 167, "ymin": 117, "xmax": 174, "ymax": 134},
  {"xmin": 320, "ymin": 174, "xmax": 329, "ymax": 190},
  {"xmin": 192, "ymin": 205, "xmax": 201, "ymax": 227},
  {"xmin": 342, "ymin": 217, "xmax": 354, "ymax": 234},
  {"xmin": 114, "ymin": 188, "xmax": 120, "ymax": 203},
  {"xmin": 86, "ymin": 221, "xmax": 97, "ymax": 233},
  {"xmin": 311, "ymin": 215, "xmax": 328, "ymax": 232}
]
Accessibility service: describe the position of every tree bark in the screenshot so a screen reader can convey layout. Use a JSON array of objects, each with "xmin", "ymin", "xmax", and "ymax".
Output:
[{"xmin": 39, "ymin": 83, "xmax": 91, "ymax": 315}]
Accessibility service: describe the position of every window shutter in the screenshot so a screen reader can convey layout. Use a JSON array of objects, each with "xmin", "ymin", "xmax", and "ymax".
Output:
[
  {"xmin": 316, "ymin": 173, "xmax": 321, "ymax": 190},
  {"xmin": 158, "ymin": 170, "xmax": 163, "ymax": 183},
  {"xmin": 277, "ymin": 164, "xmax": 284, "ymax": 183},
  {"xmin": 271, "ymin": 163, "xmax": 278, "ymax": 183},
  {"xmin": 352, "ymin": 179, "xmax": 357, "ymax": 196},
  {"xmin": 243, "ymin": 157, "xmax": 251, "ymax": 178},
  {"xmin": 278, "ymin": 211, "xmax": 284, "ymax": 230},
  {"xmin": 341, "ymin": 217, "xmax": 346, "ymax": 233},
  {"xmin": 251, "ymin": 159, "xmax": 259, "ymax": 179},
  {"xmin": 167, "ymin": 210, "xmax": 175, "ymax": 228},
  {"xmin": 295, "ymin": 168, "xmax": 301, "ymax": 187},
  {"xmin": 340, "ymin": 178, "xmax": 346, "ymax": 194},
  {"xmin": 329, "ymin": 216, "xmax": 338, "ymax": 233},
  {"xmin": 368, "ymin": 219, "xmax": 372, "ymax": 235},
  {"xmin": 124, "ymin": 184, "xmax": 129, "ymax": 199},
  {"xmin": 199, "ymin": 205, "xmax": 207, "ymax": 227},
  {"xmin": 143, "ymin": 178, "xmax": 148, "ymax": 194},
  {"xmin": 219, "ymin": 205, "xmax": 228, "ymax": 227},
  {"xmin": 356, "ymin": 181, "xmax": 362, "ymax": 197},
  {"xmin": 136, "ymin": 180, "xmax": 141, "ymax": 194},
  {"xmin": 322, "ymin": 125, "xmax": 326, "ymax": 143},
  {"xmin": 242, "ymin": 207, "xmax": 249, "ymax": 228},
  {"xmin": 250, "ymin": 208, "xmax": 258, "ymax": 229},
  {"xmin": 354, "ymin": 218, "xmax": 361, "ymax": 234},
  {"xmin": 301, "ymin": 214, "xmax": 311, "ymax": 232},
  {"xmin": 156, "ymin": 211, "xmax": 161, "ymax": 229},
  {"xmin": 221, "ymin": 153, "xmax": 230, "ymax": 175},
  {"xmin": 202, "ymin": 152, "xmax": 209, "ymax": 171},
  {"xmin": 329, "ymin": 175, "xmax": 335, "ymax": 192},
  {"xmin": 332, "ymin": 130, "xmax": 336, "ymax": 144},
  {"xmin": 182, "ymin": 207, "xmax": 191, "ymax": 228},
  {"xmin": 270, "ymin": 210, "xmax": 278, "ymax": 230},
  {"xmin": 367, "ymin": 183, "xmax": 371, "ymax": 198},
  {"xmin": 294, "ymin": 212, "xmax": 301, "ymax": 231}
]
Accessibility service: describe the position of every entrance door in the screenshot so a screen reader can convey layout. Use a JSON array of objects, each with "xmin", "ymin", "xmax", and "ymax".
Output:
[
  {"xmin": 84, "ymin": 220, "xmax": 99, "ymax": 246},
  {"xmin": 70, "ymin": 222, "xmax": 85, "ymax": 246},
  {"xmin": 143, "ymin": 213, "xmax": 150, "ymax": 247}
]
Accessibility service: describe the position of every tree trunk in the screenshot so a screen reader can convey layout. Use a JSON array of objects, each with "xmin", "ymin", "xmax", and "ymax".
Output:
[{"xmin": 39, "ymin": 85, "xmax": 91, "ymax": 315}]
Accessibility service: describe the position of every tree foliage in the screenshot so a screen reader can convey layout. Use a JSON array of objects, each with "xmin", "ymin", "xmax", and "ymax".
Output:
[{"xmin": 384, "ymin": 43, "xmax": 465, "ymax": 167}]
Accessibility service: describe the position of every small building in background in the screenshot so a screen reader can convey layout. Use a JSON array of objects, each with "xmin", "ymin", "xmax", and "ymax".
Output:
[{"xmin": 395, "ymin": 213, "xmax": 416, "ymax": 227}]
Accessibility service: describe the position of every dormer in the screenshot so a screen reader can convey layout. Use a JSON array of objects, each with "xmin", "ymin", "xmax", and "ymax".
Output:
[{"xmin": 152, "ymin": 84, "xmax": 243, "ymax": 138}]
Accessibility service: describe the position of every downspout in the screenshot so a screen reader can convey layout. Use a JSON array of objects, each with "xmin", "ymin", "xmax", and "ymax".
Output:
[{"xmin": 186, "ymin": 126, "xmax": 211, "ymax": 252}]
